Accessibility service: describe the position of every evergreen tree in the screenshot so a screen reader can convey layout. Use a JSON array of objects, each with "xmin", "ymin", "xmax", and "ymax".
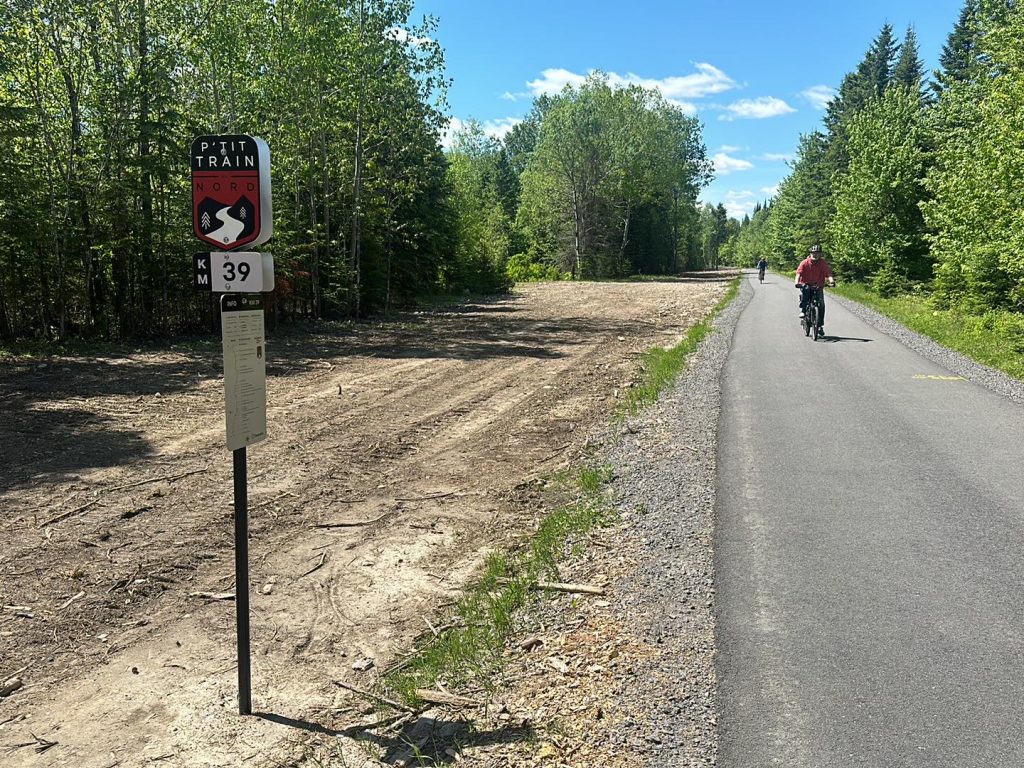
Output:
[
  {"xmin": 935, "ymin": 0, "xmax": 981, "ymax": 90},
  {"xmin": 893, "ymin": 25, "xmax": 925, "ymax": 95}
]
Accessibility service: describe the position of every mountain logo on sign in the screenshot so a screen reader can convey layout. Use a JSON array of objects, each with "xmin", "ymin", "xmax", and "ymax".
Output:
[{"xmin": 196, "ymin": 195, "xmax": 257, "ymax": 248}]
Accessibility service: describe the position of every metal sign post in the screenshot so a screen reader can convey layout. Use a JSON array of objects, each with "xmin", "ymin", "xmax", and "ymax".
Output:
[
  {"xmin": 192, "ymin": 134, "xmax": 273, "ymax": 717},
  {"xmin": 234, "ymin": 445, "xmax": 251, "ymax": 715},
  {"xmin": 219, "ymin": 292, "xmax": 266, "ymax": 716}
]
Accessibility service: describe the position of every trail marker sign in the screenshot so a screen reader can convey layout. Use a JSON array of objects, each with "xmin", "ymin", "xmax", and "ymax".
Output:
[
  {"xmin": 195, "ymin": 252, "xmax": 275, "ymax": 293},
  {"xmin": 191, "ymin": 135, "xmax": 273, "ymax": 250}
]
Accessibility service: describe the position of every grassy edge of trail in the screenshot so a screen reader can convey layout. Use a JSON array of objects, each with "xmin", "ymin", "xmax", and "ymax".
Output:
[
  {"xmin": 380, "ymin": 275, "xmax": 742, "ymax": 709},
  {"xmin": 830, "ymin": 282, "xmax": 1024, "ymax": 381}
]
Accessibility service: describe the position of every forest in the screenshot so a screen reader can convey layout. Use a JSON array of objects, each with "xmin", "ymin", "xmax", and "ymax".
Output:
[
  {"xmin": 0, "ymin": 0, "xmax": 721, "ymax": 342},
  {"xmin": 731, "ymin": 0, "xmax": 1024, "ymax": 318}
]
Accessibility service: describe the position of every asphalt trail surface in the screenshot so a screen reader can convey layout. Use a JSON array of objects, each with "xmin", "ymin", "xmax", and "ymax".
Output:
[{"xmin": 715, "ymin": 273, "xmax": 1024, "ymax": 767}]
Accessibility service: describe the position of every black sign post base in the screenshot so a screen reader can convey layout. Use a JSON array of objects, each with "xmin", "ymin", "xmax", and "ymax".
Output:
[{"xmin": 234, "ymin": 447, "xmax": 252, "ymax": 716}]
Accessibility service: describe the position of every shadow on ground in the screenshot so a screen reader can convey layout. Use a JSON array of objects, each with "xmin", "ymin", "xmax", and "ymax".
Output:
[{"xmin": 257, "ymin": 711, "xmax": 533, "ymax": 765}]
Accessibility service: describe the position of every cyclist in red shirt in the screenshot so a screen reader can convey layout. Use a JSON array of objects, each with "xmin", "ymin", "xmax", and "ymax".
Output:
[{"xmin": 796, "ymin": 244, "xmax": 835, "ymax": 332}]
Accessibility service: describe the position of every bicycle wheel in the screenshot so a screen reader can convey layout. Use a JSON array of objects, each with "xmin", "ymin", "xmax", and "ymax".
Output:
[
  {"xmin": 803, "ymin": 305, "xmax": 811, "ymax": 336},
  {"xmin": 812, "ymin": 309, "xmax": 820, "ymax": 340}
]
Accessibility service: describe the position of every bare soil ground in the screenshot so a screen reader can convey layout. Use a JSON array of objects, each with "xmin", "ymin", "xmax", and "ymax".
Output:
[{"xmin": 0, "ymin": 278, "xmax": 727, "ymax": 767}]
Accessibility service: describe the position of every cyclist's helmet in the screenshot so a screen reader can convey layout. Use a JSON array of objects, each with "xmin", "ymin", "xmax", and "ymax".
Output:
[{"xmin": 809, "ymin": 244, "xmax": 822, "ymax": 254}]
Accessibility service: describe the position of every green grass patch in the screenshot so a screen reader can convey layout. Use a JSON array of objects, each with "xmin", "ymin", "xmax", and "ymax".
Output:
[
  {"xmin": 832, "ymin": 282, "xmax": 1024, "ymax": 381},
  {"xmin": 617, "ymin": 275, "xmax": 740, "ymax": 419},
  {"xmin": 384, "ymin": 465, "xmax": 612, "ymax": 707}
]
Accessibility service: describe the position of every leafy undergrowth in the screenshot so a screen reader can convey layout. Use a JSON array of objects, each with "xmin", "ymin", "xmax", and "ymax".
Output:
[{"xmin": 832, "ymin": 282, "xmax": 1024, "ymax": 380}]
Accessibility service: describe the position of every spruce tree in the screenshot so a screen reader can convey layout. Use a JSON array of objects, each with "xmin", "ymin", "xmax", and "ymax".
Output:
[
  {"xmin": 935, "ymin": 0, "xmax": 981, "ymax": 90},
  {"xmin": 893, "ymin": 25, "xmax": 925, "ymax": 94}
]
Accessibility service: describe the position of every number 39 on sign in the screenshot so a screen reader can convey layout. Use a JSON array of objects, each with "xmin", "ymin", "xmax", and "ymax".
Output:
[{"xmin": 195, "ymin": 252, "xmax": 275, "ymax": 293}]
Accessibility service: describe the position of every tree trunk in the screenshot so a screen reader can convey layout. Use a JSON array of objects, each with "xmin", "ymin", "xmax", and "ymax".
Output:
[
  {"xmin": 138, "ymin": 0, "xmax": 155, "ymax": 337},
  {"xmin": 0, "ymin": 278, "xmax": 13, "ymax": 341},
  {"xmin": 572, "ymin": 190, "xmax": 582, "ymax": 279},
  {"xmin": 349, "ymin": 0, "xmax": 366, "ymax": 318},
  {"xmin": 618, "ymin": 203, "xmax": 631, "ymax": 276},
  {"xmin": 308, "ymin": 166, "xmax": 320, "ymax": 318},
  {"xmin": 51, "ymin": 31, "xmax": 102, "ymax": 336}
]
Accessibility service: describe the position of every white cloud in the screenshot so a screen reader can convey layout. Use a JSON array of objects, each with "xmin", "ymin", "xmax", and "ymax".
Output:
[
  {"xmin": 441, "ymin": 117, "xmax": 465, "ymax": 150},
  {"xmin": 801, "ymin": 85, "xmax": 835, "ymax": 110},
  {"xmin": 712, "ymin": 190, "xmax": 757, "ymax": 220},
  {"xmin": 523, "ymin": 62, "xmax": 735, "ymax": 114},
  {"xmin": 481, "ymin": 117, "xmax": 522, "ymax": 141},
  {"xmin": 762, "ymin": 153, "xmax": 794, "ymax": 163},
  {"xmin": 719, "ymin": 96, "xmax": 796, "ymax": 121},
  {"xmin": 384, "ymin": 27, "xmax": 433, "ymax": 47},
  {"xmin": 526, "ymin": 68, "xmax": 588, "ymax": 96},
  {"xmin": 720, "ymin": 144, "xmax": 744, "ymax": 154},
  {"xmin": 713, "ymin": 152, "xmax": 754, "ymax": 175},
  {"xmin": 441, "ymin": 116, "xmax": 523, "ymax": 149},
  {"xmin": 760, "ymin": 185, "xmax": 780, "ymax": 197}
]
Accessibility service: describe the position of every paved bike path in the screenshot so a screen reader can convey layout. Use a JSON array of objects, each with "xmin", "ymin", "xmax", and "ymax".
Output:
[{"xmin": 715, "ymin": 272, "xmax": 1024, "ymax": 767}]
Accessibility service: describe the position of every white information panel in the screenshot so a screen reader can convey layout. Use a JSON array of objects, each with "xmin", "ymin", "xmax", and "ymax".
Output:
[{"xmin": 221, "ymin": 294, "xmax": 267, "ymax": 451}]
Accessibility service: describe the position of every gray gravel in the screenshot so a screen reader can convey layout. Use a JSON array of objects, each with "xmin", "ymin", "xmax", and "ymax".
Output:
[
  {"xmin": 600, "ymin": 277, "xmax": 1024, "ymax": 766},
  {"xmin": 602, "ymin": 278, "xmax": 753, "ymax": 766}
]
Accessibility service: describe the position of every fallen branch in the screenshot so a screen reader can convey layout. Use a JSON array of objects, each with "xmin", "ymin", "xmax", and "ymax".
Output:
[
  {"xmin": 57, "ymin": 591, "xmax": 85, "ymax": 611},
  {"xmin": 314, "ymin": 510, "xmax": 391, "ymax": 529},
  {"xmin": 540, "ymin": 443, "xmax": 572, "ymax": 462},
  {"xmin": 188, "ymin": 591, "xmax": 235, "ymax": 601},
  {"xmin": 300, "ymin": 552, "xmax": 327, "ymax": 578},
  {"xmin": 413, "ymin": 689, "xmax": 481, "ymax": 708},
  {"xmin": 394, "ymin": 491, "xmax": 456, "ymax": 502},
  {"xmin": 105, "ymin": 468, "xmax": 208, "ymax": 494},
  {"xmin": 39, "ymin": 500, "xmax": 100, "ymax": 528},
  {"xmin": 534, "ymin": 581, "xmax": 606, "ymax": 596},
  {"xmin": 31, "ymin": 733, "xmax": 58, "ymax": 754},
  {"xmin": 333, "ymin": 680, "xmax": 413, "ymax": 713}
]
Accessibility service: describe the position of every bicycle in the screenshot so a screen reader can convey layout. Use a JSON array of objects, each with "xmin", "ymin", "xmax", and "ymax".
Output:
[
  {"xmin": 758, "ymin": 267, "xmax": 765, "ymax": 283},
  {"xmin": 797, "ymin": 284, "xmax": 826, "ymax": 340}
]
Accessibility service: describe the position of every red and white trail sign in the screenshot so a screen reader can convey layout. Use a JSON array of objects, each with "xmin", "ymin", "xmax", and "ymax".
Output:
[{"xmin": 191, "ymin": 135, "xmax": 273, "ymax": 250}]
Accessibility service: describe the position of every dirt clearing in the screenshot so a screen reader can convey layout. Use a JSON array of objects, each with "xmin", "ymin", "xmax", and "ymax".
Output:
[{"xmin": 0, "ymin": 278, "xmax": 728, "ymax": 766}]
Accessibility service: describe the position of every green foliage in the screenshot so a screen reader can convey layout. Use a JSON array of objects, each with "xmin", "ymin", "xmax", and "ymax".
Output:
[
  {"xmin": 922, "ymin": 4, "xmax": 1024, "ymax": 312},
  {"xmin": 762, "ymin": 131, "xmax": 834, "ymax": 270},
  {"xmin": 828, "ymin": 87, "xmax": 930, "ymax": 283},
  {"xmin": 517, "ymin": 74, "xmax": 711, "ymax": 279},
  {"xmin": 444, "ymin": 122, "xmax": 515, "ymax": 293},
  {"xmin": 0, "ymin": 0, "xmax": 458, "ymax": 339},
  {"xmin": 736, "ymin": 8, "xmax": 1024, "ymax": 327},
  {"xmin": 505, "ymin": 252, "xmax": 570, "ymax": 282}
]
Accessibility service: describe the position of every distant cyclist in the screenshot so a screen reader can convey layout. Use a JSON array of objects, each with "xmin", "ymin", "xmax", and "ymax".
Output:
[
  {"xmin": 756, "ymin": 257, "xmax": 768, "ymax": 282},
  {"xmin": 795, "ymin": 245, "xmax": 835, "ymax": 333}
]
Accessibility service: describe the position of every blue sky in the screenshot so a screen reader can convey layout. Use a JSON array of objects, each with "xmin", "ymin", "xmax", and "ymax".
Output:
[{"xmin": 409, "ymin": 0, "xmax": 966, "ymax": 220}]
